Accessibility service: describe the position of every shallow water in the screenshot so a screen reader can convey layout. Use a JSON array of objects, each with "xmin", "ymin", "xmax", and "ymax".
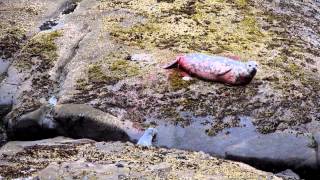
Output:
[
  {"xmin": 0, "ymin": 65, "xmax": 22, "ymax": 105},
  {"xmin": 39, "ymin": 18, "xmax": 65, "ymax": 31},
  {"xmin": 0, "ymin": 58, "xmax": 10, "ymax": 75},
  {"xmin": 123, "ymin": 115, "xmax": 319, "ymax": 179},
  {"xmin": 125, "ymin": 115, "xmax": 258, "ymax": 157}
]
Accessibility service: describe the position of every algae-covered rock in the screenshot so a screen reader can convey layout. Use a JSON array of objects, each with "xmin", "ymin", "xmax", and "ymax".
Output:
[
  {"xmin": 0, "ymin": 0, "xmax": 320, "ymax": 178},
  {"xmin": 0, "ymin": 137, "xmax": 281, "ymax": 179}
]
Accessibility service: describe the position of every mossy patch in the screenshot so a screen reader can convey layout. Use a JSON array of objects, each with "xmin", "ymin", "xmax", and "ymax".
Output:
[
  {"xmin": 168, "ymin": 70, "xmax": 195, "ymax": 90},
  {"xmin": 234, "ymin": 0, "xmax": 248, "ymax": 9},
  {"xmin": 102, "ymin": 0, "xmax": 269, "ymax": 58},
  {"xmin": 16, "ymin": 31, "xmax": 62, "ymax": 70},
  {"xmin": 87, "ymin": 63, "xmax": 121, "ymax": 85},
  {"xmin": 86, "ymin": 53, "xmax": 142, "ymax": 86},
  {"xmin": 109, "ymin": 59, "xmax": 140, "ymax": 77},
  {"xmin": 76, "ymin": 0, "xmax": 320, "ymax": 134},
  {"xmin": 88, "ymin": 64, "xmax": 108, "ymax": 83},
  {"xmin": 0, "ymin": 28, "xmax": 26, "ymax": 59}
]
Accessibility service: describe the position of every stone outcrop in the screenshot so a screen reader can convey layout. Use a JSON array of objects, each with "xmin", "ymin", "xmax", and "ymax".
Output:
[
  {"xmin": 5, "ymin": 104, "xmax": 130, "ymax": 142},
  {"xmin": 0, "ymin": 137, "xmax": 281, "ymax": 179}
]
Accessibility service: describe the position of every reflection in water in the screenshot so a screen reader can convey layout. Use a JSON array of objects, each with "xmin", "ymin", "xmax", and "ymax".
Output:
[
  {"xmin": 0, "ymin": 58, "xmax": 10, "ymax": 75},
  {"xmin": 0, "ymin": 65, "xmax": 21, "ymax": 105},
  {"xmin": 125, "ymin": 116, "xmax": 258, "ymax": 157}
]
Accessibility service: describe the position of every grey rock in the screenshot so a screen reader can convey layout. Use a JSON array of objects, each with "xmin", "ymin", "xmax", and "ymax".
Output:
[
  {"xmin": 129, "ymin": 53, "xmax": 153, "ymax": 62},
  {"xmin": 0, "ymin": 104, "xmax": 12, "ymax": 120},
  {"xmin": 6, "ymin": 105, "xmax": 56, "ymax": 140},
  {"xmin": 0, "ymin": 137, "xmax": 281, "ymax": 179},
  {"xmin": 36, "ymin": 161, "xmax": 131, "ymax": 180},
  {"xmin": 0, "ymin": 58, "xmax": 10, "ymax": 75},
  {"xmin": 276, "ymin": 169, "xmax": 300, "ymax": 180},
  {"xmin": 225, "ymin": 132, "xmax": 318, "ymax": 170},
  {"xmin": 6, "ymin": 104, "xmax": 130, "ymax": 142},
  {"xmin": 53, "ymin": 104, "xmax": 130, "ymax": 142}
]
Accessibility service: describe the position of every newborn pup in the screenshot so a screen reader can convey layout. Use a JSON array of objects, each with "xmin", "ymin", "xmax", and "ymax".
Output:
[{"xmin": 164, "ymin": 53, "xmax": 258, "ymax": 85}]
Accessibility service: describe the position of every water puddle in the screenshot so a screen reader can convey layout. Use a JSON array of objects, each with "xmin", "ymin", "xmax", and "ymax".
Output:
[
  {"xmin": 124, "ymin": 115, "xmax": 319, "ymax": 179},
  {"xmin": 0, "ymin": 66, "xmax": 23, "ymax": 105},
  {"xmin": 0, "ymin": 58, "xmax": 10, "ymax": 75},
  {"xmin": 62, "ymin": 1, "xmax": 78, "ymax": 15},
  {"xmin": 39, "ymin": 19, "xmax": 60, "ymax": 31},
  {"xmin": 39, "ymin": 0, "xmax": 78, "ymax": 31},
  {"xmin": 125, "ymin": 116, "xmax": 258, "ymax": 157}
]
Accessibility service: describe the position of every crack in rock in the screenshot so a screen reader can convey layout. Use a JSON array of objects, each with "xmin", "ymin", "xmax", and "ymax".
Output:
[{"xmin": 54, "ymin": 24, "xmax": 91, "ymax": 96}]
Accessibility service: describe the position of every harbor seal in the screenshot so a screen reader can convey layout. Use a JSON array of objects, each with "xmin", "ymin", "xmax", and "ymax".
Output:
[{"xmin": 164, "ymin": 53, "xmax": 258, "ymax": 85}]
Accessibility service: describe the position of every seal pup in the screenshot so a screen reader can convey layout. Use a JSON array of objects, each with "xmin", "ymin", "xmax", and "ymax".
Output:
[
  {"xmin": 137, "ymin": 128, "xmax": 158, "ymax": 147},
  {"xmin": 164, "ymin": 53, "xmax": 258, "ymax": 85}
]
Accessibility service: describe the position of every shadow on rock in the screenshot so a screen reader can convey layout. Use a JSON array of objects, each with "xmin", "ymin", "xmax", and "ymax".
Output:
[{"xmin": 5, "ymin": 104, "xmax": 130, "ymax": 142}]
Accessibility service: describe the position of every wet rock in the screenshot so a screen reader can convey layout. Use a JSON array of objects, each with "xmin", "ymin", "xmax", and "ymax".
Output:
[
  {"xmin": 0, "ymin": 104, "xmax": 12, "ymax": 120},
  {"xmin": 0, "ymin": 127, "xmax": 7, "ymax": 147},
  {"xmin": 0, "ymin": 137, "xmax": 281, "ymax": 179},
  {"xmin": 0, "ymin": 59, "xmax": 10, "ymax": 76},
  {"xmin": 225, "ymin": 132, "xmax": 318, "ymax": 177},
  {"xmin": 61, "ymin": 0, "xmax": 79, "ymax": 15},
  {"xmin": 276, "ymin": 169, "xmax": 300, "ymax": 180},
  {"xmin": 53, "ymin": 104, "xmax": 130, "ymax": 141},
  {"xmin": 39, "ymin": 19, "xmax": 59, "ymax": 31},
  {"xmin": 6, "ymin": 104, "xmax": 130, "ymax": 142},
  {"xmin": 136, "ymin": 117, "xmax": 320, "ymax": 179},
  {"xmin": 6, "ymin": 105, "xmax": 57, "ymax": 140},
  {"xmin": 0, "ymin": 66, "xmax": 23, "ymax": 105}
]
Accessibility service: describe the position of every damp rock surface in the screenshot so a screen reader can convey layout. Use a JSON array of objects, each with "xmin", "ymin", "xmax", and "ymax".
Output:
[
  {"xmin": 6, "ymin": 104, "xmax": 130, "ymax": 142},
  {"xmin": 125, "ymin": 116, "xmax": 320, "ymax": 178}
]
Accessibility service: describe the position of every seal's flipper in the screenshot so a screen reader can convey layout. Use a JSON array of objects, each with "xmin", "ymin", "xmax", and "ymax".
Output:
[
  {"xmin": 163, "ymin": 59, "xmax": 179, "ymax": 69},
  {"xmin": 217, "ymin": 67, "xmax": 232, "ymax": 76}
]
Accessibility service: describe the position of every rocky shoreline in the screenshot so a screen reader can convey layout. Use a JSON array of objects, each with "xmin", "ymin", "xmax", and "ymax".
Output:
[
  {"xmin": 1, "ymin": 0, "xmax": 320, "ymax": 179},
  {"xmin": 0, "ymin": 137, "xmax": 283, "ymax": 179}
]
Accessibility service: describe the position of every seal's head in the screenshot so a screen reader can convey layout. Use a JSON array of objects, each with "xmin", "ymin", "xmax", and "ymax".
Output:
[{"xmin": 246, "ymin": 61, "xmax": 258, "ymax": 76}]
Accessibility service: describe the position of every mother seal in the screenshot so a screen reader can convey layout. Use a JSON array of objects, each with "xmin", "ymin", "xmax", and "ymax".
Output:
[{"xmin": 164, "ymin": 53, "xmax": 258, "ymax": 85}]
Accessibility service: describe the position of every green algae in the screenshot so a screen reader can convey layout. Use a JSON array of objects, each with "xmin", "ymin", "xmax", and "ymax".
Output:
[
  {"xmin": 168, "ymin": 70, "xmax": 194, "ymax": 91},
  {"xmin": 109, "ymin": 59, "xmax": 140, "ymax": 77},
  {"xmin": 103, "ymin": 0, "xmax": 269, "ymax": 59},
  {"xmin": 88, "ymin": 64, "xmax": 109, "ymax": 83},
  {"xmin": 0, "ymin": 28, "xmax": 26, "ymax": 59},
  {"xmin": 234, "ymin": 0, "xmax": 249, "ymax": 9},
  {"xmin": 84, "ymin": 0, "xmax": 320, "ymax": 134},
  {"xmin": 87, "ymin": 53, "xmax": 141, "ymax": 86},
  {"xmin": 16, "ymin": 31, "xmax": 62, "ymax": 69},
  {"xmin": 75, "ymin": 78, "xmax": 88, "ymax": 90}
]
